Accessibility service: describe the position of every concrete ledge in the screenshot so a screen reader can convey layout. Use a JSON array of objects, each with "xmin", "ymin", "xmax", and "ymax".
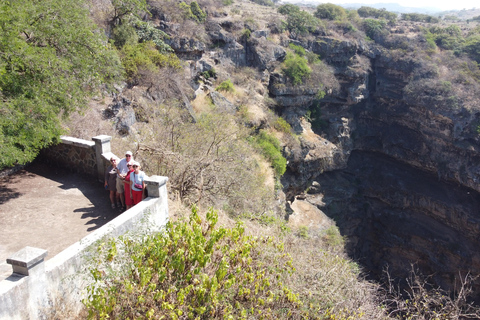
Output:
[{"xmin": 60, "ymin": 136, "xmax": 95, "ymax": 148}]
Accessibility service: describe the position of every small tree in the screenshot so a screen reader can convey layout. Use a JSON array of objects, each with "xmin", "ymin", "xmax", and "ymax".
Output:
[
  {"xmin": 314, "ymin": 3, "xmax": 347, "ymax": 21},
  {"xmin": 282, "ymin": 52, "xmax": 312, "ymax": 85}
]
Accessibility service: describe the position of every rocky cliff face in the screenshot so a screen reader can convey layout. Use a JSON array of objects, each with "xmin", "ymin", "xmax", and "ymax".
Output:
[
  {"xmin": 279, "ymin": 37, "xmax": 480, "ymax": 298},
  {"xmin": 137, "ymin": 5, "xmax": 480, "ymax": 298}
]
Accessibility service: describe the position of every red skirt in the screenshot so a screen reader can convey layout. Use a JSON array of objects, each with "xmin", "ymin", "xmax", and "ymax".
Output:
[
  {"xmin": 132, "ymin": 189, "xmax": 143, "ymax": 205},
  {"xmin": 124, "ymin": 182, "xmax": 133, "ymax": 206}
]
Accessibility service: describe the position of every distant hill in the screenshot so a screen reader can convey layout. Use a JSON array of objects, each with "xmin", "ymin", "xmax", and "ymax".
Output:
[
  {"xmin": 281, "ymin": 1, "xmax": 480, "ymax": 18},
  {"xmin": 282, "ymin": 1, "xmax": 443, "ymax": 13}
]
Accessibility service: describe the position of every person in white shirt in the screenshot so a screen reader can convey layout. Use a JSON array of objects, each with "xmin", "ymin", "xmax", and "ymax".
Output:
[{"xmin": 116, "ymin": 151, "xmax": 133, "ymax": 210}]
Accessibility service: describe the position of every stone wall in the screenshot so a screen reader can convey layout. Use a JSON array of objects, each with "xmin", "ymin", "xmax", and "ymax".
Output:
[
  {"xmin": 38, "ymin": 136, "xmax": 97, "ymax": 177},
  {"xmin": 38, "ymin": 135, "xmax": 115, "ymax": 183}
]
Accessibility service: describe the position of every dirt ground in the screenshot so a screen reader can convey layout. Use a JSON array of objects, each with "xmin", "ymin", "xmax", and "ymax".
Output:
[{"xmin": 0, "ymin": 161, "xmax": 122, "ymax": 281}]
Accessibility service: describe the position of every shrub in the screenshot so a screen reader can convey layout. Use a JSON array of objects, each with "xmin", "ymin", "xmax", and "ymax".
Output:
[
  {"xmin": 402, "ymin": 13, "xmax": 439, "ymax": 23},
  {"xmin": 362, "ymin": 18, "xmax": 388, "ymax": 40},
  {"xmin": 277, "ymin": 3, "xmax": 300, "ymax": 16},
  {"xmin": 200, "ymin": 68, "xmax": 216, "ymax": 79},
  {"xmin": 314, "ymin": 3, "xmax": 347, "ymax": 21},
  {"xmin": 120, "ymin": 41, "xmax": 181, "ymax": 81},
  {"xmin": 215, "ymin": 79, "xmax": 235, "ymax": 92},
  {"xmin": 288, "ymin": 43, "xmax": 306, "ymax": 56},
  {"xmin": 190, "ymin": 1, "xmax": 207, "ymax": 23},
  {"xmin": 273, "ymin": 117, "xmax": 292, "ymax": 134},
  {"xmin": 251, "ymin": 0, "xmax": 274, "ymax": 6},
  {"xmin": 253, "ymin": 130, "xmax": 287, "ymax": 176},
  {"xmin": 282, "ymin": 52, "xmax": 311, "ymax": 85},
  {"xmin": 112, "ymin": 22, "xmax": 139, "ymax": 48},
  {"xmin": 285, "ymin": 10, "xmax": 319, "ymax": 35},
  {"xmin": 357, "ymin": 6, "xmax": 397, "ymax": 22},
  {"xmin": 83, "ymin": 207, "xmax": 303, "ymax": 319}
]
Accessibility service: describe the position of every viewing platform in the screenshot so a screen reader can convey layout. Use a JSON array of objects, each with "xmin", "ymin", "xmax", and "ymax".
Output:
[{"xmin": 0, "ymin": 161, "xmax": 118, "ymax": 281}]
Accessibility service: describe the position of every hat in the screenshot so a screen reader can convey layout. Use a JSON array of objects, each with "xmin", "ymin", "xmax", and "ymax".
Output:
[
  {"xmin": 132, "ymin": 161, "xmax": 140, "ymax": 166},
  {"xmin": 125, "ymin": 151, "xmax": 133, "ymax": 156}
]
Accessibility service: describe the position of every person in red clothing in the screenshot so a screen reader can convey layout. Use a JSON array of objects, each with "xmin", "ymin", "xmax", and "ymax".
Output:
[
  {"xmin": 129, "ymin": 161, "xmax": 146, "ymax": 205},
  {"xmin": 123, "ymin": 161, "xmax": 135, "ymax": 210}
]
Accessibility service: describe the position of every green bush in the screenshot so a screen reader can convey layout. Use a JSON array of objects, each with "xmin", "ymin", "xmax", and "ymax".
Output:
[
  {"xmin": 254, "ymin": 130, "xmax": 287, "ymax": 176},
  {"xmin": 112, "ymin": 22, "xmax": 139, "ymax": 48},
  {"xmin": 120, "ymin": 41, "xmax": 181, "ymax": 80},
  {"xmin": 200, "ymin": 68, "xmax": 216, "ymax": 79},
  {"xmin": 314, "ymin": 3, "xmax": 347, "ymax": 21},
  {"xmin": 362, "ymin": 18, "xmax": 387, "ymax": 40},
  {"xmin": 190, "ymin": 1, "xmax": 207, "ymax": 23},
  {"xmin": 215, "ymin": 79, "xmax": 235, "ymax": 93},
  {"xmin": 277, "ymin": 3, "xmax": 300, "ymax": 16},
  {"xmin": 357, "ymin": 6, "xmax": 397, "ymax": 22},
  {"xmin": 273, "ymin": 117, "xmax": 292, "ymax": 134},
  {"xmin": 83, "ymin": 207, "xmax": 302, "ymax": 319},
  {"xmin": 282, "ymin": 52, "xmax": 311, "ymax": 85},
  {"xmin": 288, "ymin": 43, "xmax": 306, "ymax": 56}
]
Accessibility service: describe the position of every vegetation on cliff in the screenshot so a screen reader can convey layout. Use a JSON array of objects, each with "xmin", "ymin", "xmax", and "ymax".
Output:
[{"xmin": 6, "ymin": 0, "xmax": 480, "ymax": 318}]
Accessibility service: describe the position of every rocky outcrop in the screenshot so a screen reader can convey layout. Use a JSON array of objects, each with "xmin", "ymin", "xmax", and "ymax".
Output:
[{"xmin": 157, "ymin": 10, "xmax": 480, "ymax": 299}]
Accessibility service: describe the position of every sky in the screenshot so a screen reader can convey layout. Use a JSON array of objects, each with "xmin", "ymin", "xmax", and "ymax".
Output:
[{"xmin": 317, "ymin": 0, "xmax": 478, "ymax": 11}]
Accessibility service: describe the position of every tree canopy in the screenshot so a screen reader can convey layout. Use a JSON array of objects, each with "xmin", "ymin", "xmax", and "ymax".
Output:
[{"xmin": 0, "ymin": 0, "xmax": 122, "ymax": 169}]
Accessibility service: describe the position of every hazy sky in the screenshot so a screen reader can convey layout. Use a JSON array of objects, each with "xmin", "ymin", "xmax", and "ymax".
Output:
[{"xmin": 320, "ymin": 0, "xmax": 477, "ymax": 11}]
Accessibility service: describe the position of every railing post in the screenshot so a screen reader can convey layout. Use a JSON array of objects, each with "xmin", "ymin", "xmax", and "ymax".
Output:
[
  {"xmin": 6, "ymin": 246, "xmax": 48, "ymax": 277},
  {"xmin": 145, "ymin": 175, "xmax": 169, "ymax": 198},
  {"xmin": 92, "ymin": 135, "xmax": 112, "ymax": 182}
]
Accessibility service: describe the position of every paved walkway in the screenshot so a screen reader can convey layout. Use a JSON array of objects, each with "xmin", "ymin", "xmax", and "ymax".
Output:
[{"xmin": 0, "ymin": 161, "xmax": 121, "ymax": 281}]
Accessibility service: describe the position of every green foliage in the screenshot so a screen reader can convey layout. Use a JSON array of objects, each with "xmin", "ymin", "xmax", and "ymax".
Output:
[
  {"xmin": 425, "ymin": 25, "xmax": 462, "ymax": 51},
  {"xmin": 215, "ymin": 79, "xmax": 235, "ymax": 93},
  {"xmin": 314, "ymin": 3, "xmax": 347, "ymax": 21},
  {"xmin": 240, "ymin": 28, "xmax": 252, "ymax": 40},
  {"xmin": 362, "ymin": 18, "xmax": 388, "ymax": 40},
  {"xmin": 112, "ymin": 22, "xmax": 139, "ymax": 48},
  {"xmin": 120, "ymin": 41, "xmax": 181, "ymax": 80},
  {"xmin": 306, "ymin": 51, "xmax": 321, "ymax": 64},
  {"xmin": 357, "ymin": 6, "xmax": 397, "ymax": 22},
  {"xmin": 0, "ymin": 0, "xmax": 122, "ymax": 169},
  {"xmin": 463, "ymin": 34, "xmax": 480, "ymax": 64},
  {"xmin": 286, "ymin": 10, "xmax": 320, "ymax": 34},
  {"xmin": 178, "ymin": 2, "xmax": 208, "ymax": 23},
  {"xmin": 253, "ymin": 130, "xmax": 287, "ymax": 176},
  {"xmin": 239, "ymin": 211, "xmax": 291, "ymax": 234},
  {"xmin": 110, "ymin": 0, "xmax": 149, "ymax": 24},
  {"xmin": 277, "ymin": 4, "xmax": 300, "ymax": 16},
  {"xmin": 298, "ymin": 226, "xmax": 309, "ymax": 239},
  {"xmin": 323, "ymin": 226, "xmax": 345, "ymax": 248},
  {"xmin": 273, "ymin": 117, "xmax": 292, "ymax": 134},
  {"xmin": 133, "ymin": 19, "xmax": 172, "ymax": 53},
  {"xmin": 288, "ymin": 43, "xmax": 306, "ymax": 56},
  {"xmin": 83, "ymin": 207, "xmax": 302, "ymax": 319},
  {"xmin": 200, "ymin": 68, "xmax": 217, "ymax": 79},
  {"xmin": 251, "ymin": 0, "xmax": 274, "ymax": 6},
  {"xmin": 402, "ymin": 13, "xmax": 439, "ymax": 23},
  {"xmin": 112, "ymin": 17, "xmax": 171, "ymax": 52},
  {"xmin": 282, "ymin": 52, "xmax": 312, "ymax": 85},
  {"xmin": 278, "ymin": 4, "xmax": 319, "ymax": 35},
  {"xmin": 190, "ymin": 1, "xmax": 207, "ymax": 23}
]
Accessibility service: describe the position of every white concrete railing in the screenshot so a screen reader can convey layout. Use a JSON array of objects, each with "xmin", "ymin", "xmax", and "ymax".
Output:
[{"xmin": 0, "ymin": 136, "xmax": 169, "ymax": 320}]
